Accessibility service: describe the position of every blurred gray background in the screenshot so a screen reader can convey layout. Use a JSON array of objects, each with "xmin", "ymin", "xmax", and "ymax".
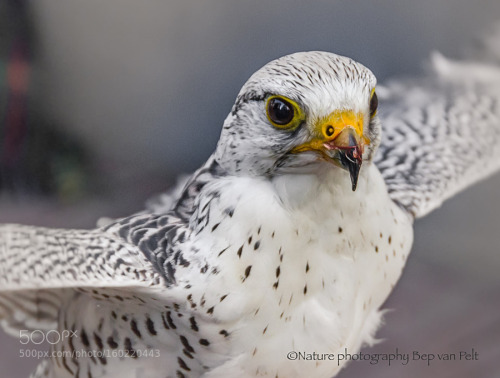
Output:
[{"xmin": 0, "ymin": 0, "xmax": 500, "ymax": 377}]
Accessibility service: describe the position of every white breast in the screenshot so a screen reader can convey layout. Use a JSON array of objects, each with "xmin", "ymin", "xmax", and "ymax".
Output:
[{"xmin": 189, "ymin": 163, "xmax": 413, "ymax": 378}]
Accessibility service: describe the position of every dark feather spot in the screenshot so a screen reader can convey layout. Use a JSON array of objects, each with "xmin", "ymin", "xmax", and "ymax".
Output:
[
  {"xmin": 180, "ymin": 335, "xmax": 195, "ymax": 353},
  {"xmin": 124, "ymin": 338, "xmax": 137, "ymax": 359},
  {"xmin": 166, "ymin": 311, "xmax": 177, "ymax": 329},
  {"xmin": 244, "ymin": 265, "xmax": 252, "ymax": 280},
  {"xmin": 130, "ymin": 319, "xmax": 142, "ymax": 338},
  {"xmin": 199, "ymin": 339, "xmax": 210, "ymax": 346},
  {"xmin": 162, "ymin": 314, "xmax": 170, "ymax": 329},
  {"xmin": 218, "ymin": 247, "xmax": 229, "ymax": 257},
  {"xmin": 189, "ymin": 317, "xmax": 199, "ymax": 332},
  {"xmin": 178, "ymin": 357, "xmax": 191, "ymax": 371},
  {"xmin": 93, "ymin": 333, "xmax": 103, "ymax": 349},
  {"xmin": 80, "ymin": 329, "xmax": 90, "ymax": 347},
  {"xmin": 146, "ymin": 317, "xmax": 157, "ymax": 336},
  {"xmin": 107, "ymin": 336, "xmax": 118, "ymax": 349}
]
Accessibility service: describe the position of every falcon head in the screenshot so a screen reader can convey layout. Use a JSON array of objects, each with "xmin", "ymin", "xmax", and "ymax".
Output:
[{"xmin": 214, "ymin": 52, "xmax": 381, "ymax": 191}]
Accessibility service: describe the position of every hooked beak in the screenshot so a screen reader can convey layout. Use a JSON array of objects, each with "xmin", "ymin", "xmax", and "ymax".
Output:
[
  {"xmin": 324, "ymin": 128, "xmax": 363, "ymax": 191},
  {"xmin": 291, "ymin": 110, "xmax": 368, "ymax": 191}
]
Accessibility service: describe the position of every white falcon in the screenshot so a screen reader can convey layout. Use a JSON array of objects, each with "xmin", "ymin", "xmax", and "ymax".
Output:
[{"xmin": 1, "ymin": 42, "xmax": 500, "ymax": 378}]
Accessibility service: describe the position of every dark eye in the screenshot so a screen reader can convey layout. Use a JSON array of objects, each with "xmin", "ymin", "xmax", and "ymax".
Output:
[
  {"xmin": 267, "ymin": 97, "xmax": 294, "ymax": 126},
  {"xmin": 370, "ymin": 91, "xmax": 378, "ymax": 117}
]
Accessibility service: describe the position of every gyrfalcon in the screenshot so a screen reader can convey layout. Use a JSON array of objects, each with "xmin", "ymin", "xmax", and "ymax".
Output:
[{"xmin": 1, "ymin": 42, "xmax": 500, "ymax": 377}]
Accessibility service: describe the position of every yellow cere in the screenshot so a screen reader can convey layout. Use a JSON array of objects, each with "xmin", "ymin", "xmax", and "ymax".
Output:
[
  {"xmin": 291, "ymin": 109, "xmax": 370, "ymax": 155},
  {"xmin": 318, "ymin": 110, "xmax": 365, "ymax": 141}
]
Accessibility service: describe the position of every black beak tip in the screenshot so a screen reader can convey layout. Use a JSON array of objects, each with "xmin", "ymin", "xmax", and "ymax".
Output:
[
  {"xmin": 339, "ymin": 149, "xmax": 362, "ymax": 191},
  {"xmin": 348, "ymin": 163, "xmax": 360, "ymax": 191},
  {"xmin": 351, "ymin": 180, "xmax": 358, "ymax": 192}
]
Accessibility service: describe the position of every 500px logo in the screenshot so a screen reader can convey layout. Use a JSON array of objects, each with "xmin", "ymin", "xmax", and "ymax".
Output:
[{"xmin": 19, "ymin": 330, "xmax": 78, "ymax": 345}]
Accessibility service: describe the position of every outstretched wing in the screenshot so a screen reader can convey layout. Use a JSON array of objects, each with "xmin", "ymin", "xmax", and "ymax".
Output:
[
  {"xmin": 0, "ymin": 212, "xmax": 190, "ymax": 334},
  {"xmin": 0, "ymin": 155, "xmax": 221, "ymax": 336},
  {"xmin": 375, "ymin": 52, "xmax": 500, "ymax": 219},
  {"xmin": 0, "ymin": 223, "xmax": 162, "ymax": 291}
]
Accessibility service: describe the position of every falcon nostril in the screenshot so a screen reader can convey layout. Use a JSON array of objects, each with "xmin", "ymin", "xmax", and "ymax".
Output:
[{"xmin": 325, "ymin": 125, "xmax": 335, "ymax": 137}]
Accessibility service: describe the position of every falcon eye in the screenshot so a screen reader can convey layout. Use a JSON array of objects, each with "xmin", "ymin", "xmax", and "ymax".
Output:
[
  {"xmin": 370, "ymin": 91, "xmax": 378, "ymax": 118},
  {"xmin": 265, "ymin": 95, "xmax": 304, "ymax": 130},
  {"xmin": 267, "ymin": 97, "xmax": 294, "ymax": 126}
]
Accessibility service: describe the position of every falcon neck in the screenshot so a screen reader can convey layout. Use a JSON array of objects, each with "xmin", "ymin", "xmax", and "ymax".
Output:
[{"xmin": 270, "ymin": 162, "xmax": 376, "ymax": 213}]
